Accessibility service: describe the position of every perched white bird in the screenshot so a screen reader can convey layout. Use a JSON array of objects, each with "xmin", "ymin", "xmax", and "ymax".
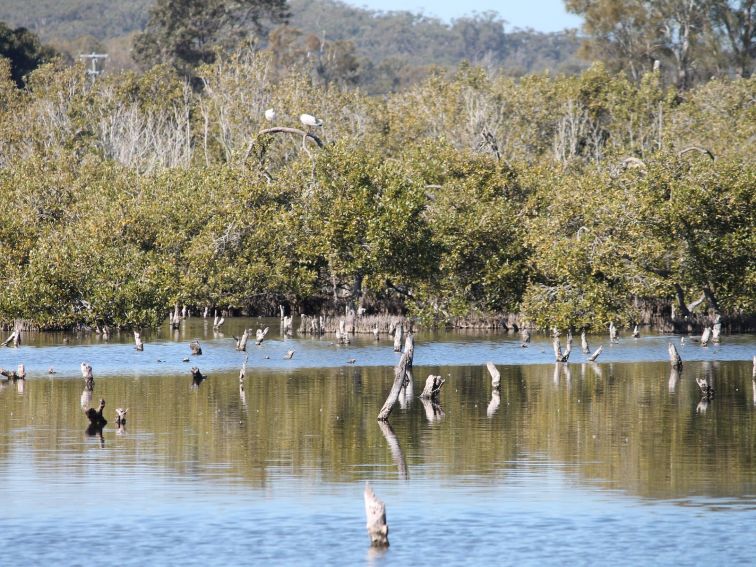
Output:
[
  {"xmin": 300, "ymin": 113, "xmax": 323, "ymax": 127},
  {"xmin": 264, "ymin": 108, "xmax": 276, "ymax": 121}
]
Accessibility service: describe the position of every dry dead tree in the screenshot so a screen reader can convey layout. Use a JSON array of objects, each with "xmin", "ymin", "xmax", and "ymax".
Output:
[
  {"xmin": 335, "ymin": 319, "xmax": 351, "ymax": 344},
  {"xmin": 581, "ymin": 330, "xmax": 590, "ymax": 354},
  {"xmin": 364, "ymin": 482, "xmax": 389, "ymax": 547},
  {"xmin": 81, "ymin": 362, "xmax": 94, "ymax": 391},
  {"xmin": 419, "ymin": 375, "xmax": 445, "ymax": 401},
  {"xmin": 553, "ymin": 335, "xmax": 572, "ymax": 363},
  {"xmin": 169, "ymin": 304, "xmax": 181, "ymax": 330},
  {"xmin": 392, "ymin": 322, "xmax": 403, "ymax": 352},
  {"xmin": 282, "ymin": 316, "xmax": 293, "ymax": 336},
  {"xmin": 700, "ymin": 326, "xmax": 712, "ymax": 347},
  {"xmin": 0, "ymin": 363, "xmax": 25, "ymax": 380},
  {"xmin": 668, "ymin": 343, "xmax": 683, "ymax": 370},
  {"xmin": 255, "ymin": 327, "xmax": 269, "ymax": 345},
  {"xmin": 588, "ymin": 345, "xmax": 603, "ymax": 362},
  {"xmin": 486, "ymin": 362, "xmax": 501, "ymax": 389},
  {"xmin": 678, "ymin": 146, "xmax": 715, "ymax": 161},
  {"xmin": 712, "ymin": 316, "xmax": 722, "ymax": 343},
  {"xmin": 378, "ymin": 333, "xmax": 414, "ymax": 421},
  {"xmin": 235, "ymin": 329, "xmax": 249, "ymax": 352}
]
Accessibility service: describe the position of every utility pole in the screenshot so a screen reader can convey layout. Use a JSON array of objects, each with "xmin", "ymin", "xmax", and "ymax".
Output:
[{"xmin": 79, "ymin": 52, "xmax": 108, "ymax": 80}]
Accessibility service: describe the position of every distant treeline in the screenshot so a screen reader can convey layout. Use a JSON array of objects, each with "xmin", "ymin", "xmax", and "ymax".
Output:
[
  {"xmin": 0, "ymin": 0, "xmax": 583, "ymax": 92},
  {"xmin": 0, "ymin": 51, "xmax": 752, "ymax": 331}
]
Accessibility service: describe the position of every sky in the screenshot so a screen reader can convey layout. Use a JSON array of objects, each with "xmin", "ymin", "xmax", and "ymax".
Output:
[{"xmin": 343, "ymin": 0, "xmax": 584, "ymax": 32}]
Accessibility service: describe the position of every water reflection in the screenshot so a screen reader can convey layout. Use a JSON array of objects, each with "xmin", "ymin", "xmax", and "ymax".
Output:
[{"xmin": 377, "ymin": 420, "xmax": 408, "ymax": 480}]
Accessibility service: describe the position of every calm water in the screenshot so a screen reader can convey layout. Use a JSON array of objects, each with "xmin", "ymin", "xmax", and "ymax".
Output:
[{"xmin": 1, "ymin": 318, "xmax": 755, "ymax": 565}]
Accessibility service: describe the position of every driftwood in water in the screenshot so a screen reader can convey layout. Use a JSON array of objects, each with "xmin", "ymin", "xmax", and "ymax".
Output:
[
  {"xmin": 668, "ymin": 343, "xmax": 683, "ymax": 370},
  {"xmin": 134, "ymin": 330, "xmax": 144, "ymax": 351},
  {"xmin": 364, "ymin": 483, "xmax": 389, "ymax": 547},
  {"xmin": 378, "ymin": 333, "xmax": 415, "ymax": 421},
  {"xmin": 700, "ymin": 326, "xmax": 712, "ymax": 347},
  {"xmin": 190, "ymin": 339, "xmax": 202, "ymax": 355},
  {"xmin": 2, "ymin": 327, "xmax": 20, "ymax": 347},
  {"xmin": 419, "ymin": 374, "xmax": 445, "ymax": 400},
  {"xmin": 553, "ymin": 336, "xmax": 571, "ymax": 363},
  {"xmin": 255, "ymin": 327, "xmax": 269, "ymax": 345},
  {"xmin": 0, "ymin": 363, "xmax": 25, "ymax": 380},
  {"xmin": 81, "ymin": 362, "xmax": 94, "ymax": 391},
  {"xmin": 235, "ymin": 329, "xmax": 249, "ymax": 351},
  {"xmin": 392, "ymin": 322, "xmax": 403, "ymax": 352},
  {"xmin": 588, "ymin": 345, "xmax": 603, "ymax": 362},
  {"xmin": 581, "ymin": 330, "xmax": 590, "ymax": 354},
  {"xmin": 486, "ymin": 362, "xmax": 501, "ymax": 389}
]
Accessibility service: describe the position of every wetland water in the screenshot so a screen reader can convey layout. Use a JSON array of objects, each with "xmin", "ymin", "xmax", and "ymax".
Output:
[{"xmin": 1, "ymin": 319, "xmax": 755, "ymax": 565}]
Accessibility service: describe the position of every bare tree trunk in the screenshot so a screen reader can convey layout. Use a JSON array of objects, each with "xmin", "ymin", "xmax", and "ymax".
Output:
[
  {"xmin": 364, "ymin": 483, "xmax": 389, "ymax": 547},
  {"xmin": 392, "ymin": 322, "xmax": 403, "ymax": 352},
  {"xmin": 668, "ymin": 343, "xmax": 683, "ymax": 370},
  {"xmin": 486, "ymin": 362, "xmax": 501, "ymax": 389},
  {"xmin": 419, "ymin": 374, "xmax": 445, "ymax": 400},
  {"xmin": 378, "ymin": 334, "xmax": 414, "ymax": 421}
]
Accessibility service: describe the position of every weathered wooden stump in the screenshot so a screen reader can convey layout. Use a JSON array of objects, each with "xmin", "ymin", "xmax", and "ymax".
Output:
[
  {"xmin": 81, "ymin": 362, "xmax": 94, "ymax": 391},
  {"xmin": 235, "ymin": 329, "xmax": 249, "ymax": 352},
  {"xmin": 190, "ymin": 339, "xmax": 202, "ymax": 356},
  {"xmin": 553, "ymin": 336, "xmax": 571, "ymax": 363},
  {"xmin": 255, "ymin": 327, "xmax": 269, "ymax": 345},
  {"xmin": 668, "ymin": 343, "xmax": 683, "ymax": 370},
  {"xmin": 378, "ymin": 333, "xmax": 414, "ymax": 421},
  {"xmin": 134, "ymin": 330, "xmax": 144, "ymax": 351},
  {"xmin": 392, "ymin": 322, "xmax": 403, "ymax": 352},
  {"xmin": 419, "ymin": 374, "xmax": 445, "ymax": 400},
  {"xmin": 700, "ymin": 326, "xmax": 712, "ymax": 347},
  {"xmin": 486, "ymin": 362, "xmax": 500, "ymax": 389},
  {"xmin": 581, "ymin": 329, "xmax": 590, "ymax": 354},
  {"xmin": 85, "ymin": 399, "xmax": 107, "ymax": 428},
  {"xmin": 364, "ymin": 483, "xmax": 389, "ymax": 547},
  {"xmin": 588, "ymin": 345, "xmax": 603, "ymax": 362}
]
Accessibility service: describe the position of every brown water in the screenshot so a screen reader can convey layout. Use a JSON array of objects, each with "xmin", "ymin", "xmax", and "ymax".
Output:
[{"xmin": 0, "ymin": 321, "xmax": 754, "ymax": 565}]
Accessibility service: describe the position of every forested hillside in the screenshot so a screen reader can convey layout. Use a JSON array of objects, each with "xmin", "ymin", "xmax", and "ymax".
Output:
[{"xmin": 0, "ymin": 0, "xmax": 583, "ymax": 91}]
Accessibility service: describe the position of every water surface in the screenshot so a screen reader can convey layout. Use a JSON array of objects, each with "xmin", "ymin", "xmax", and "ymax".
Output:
[{"xmin": 1, "ymin": 320, "xmax": 754, "ymax": 565}]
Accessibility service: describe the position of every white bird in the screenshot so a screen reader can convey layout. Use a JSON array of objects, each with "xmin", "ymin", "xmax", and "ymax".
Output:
[
  {"xmin": 300, "ymin": 113, "xmax": 323, "ymax": 127},
  {"xmin": 264, "ymin": 108, "xmax": 276, "ymax": 121},
  {"xmin": 284, "ymin": 350, "xmax": 295, "ymax": 360}
]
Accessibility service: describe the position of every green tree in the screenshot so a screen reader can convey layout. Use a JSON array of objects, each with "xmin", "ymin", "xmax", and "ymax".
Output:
[
  {"xmin": 133, "ymin": 0, "xmax": 290, "ymax": 80},
  {"xmin": 0, "ymin": 22, "xmax": 56, "ymax": 87}
]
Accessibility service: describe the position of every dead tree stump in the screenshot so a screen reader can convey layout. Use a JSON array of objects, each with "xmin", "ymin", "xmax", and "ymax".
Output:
[
  {"xmin": 668, "ymin": 343, "xmax": 683, "ymax": 370},
  {"xmin": 378, "ymin": 333, "xmax": 414, "ymax": 421},
  {"xmin": 81, "ymin": 362, "xmax": 94, "ymax": 391},
  {"xmin": 364, "ymin": 483, "xmax": 389, "ymax": 547},
  {"xmin": 134, "ymin": 330, "xmax": 144, "ymax": 351}
]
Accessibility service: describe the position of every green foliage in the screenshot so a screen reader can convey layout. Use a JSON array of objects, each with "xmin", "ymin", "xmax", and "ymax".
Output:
[
  {"xmin": 133, "ymin": 0, "xmax": 289, "ymax": 80},
  {"xmin": 0, "ymin": 21, "xmax": 56, "ymax": 87},
  {"xmin": 0, "ymin": 48, "xmax": 752, "ymax": 330}
]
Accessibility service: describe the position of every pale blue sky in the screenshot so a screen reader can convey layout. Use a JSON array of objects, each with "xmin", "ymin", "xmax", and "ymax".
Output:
[{"xmin": 343, "ymin": 0, "xmax": 583, "ymax": 32}]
